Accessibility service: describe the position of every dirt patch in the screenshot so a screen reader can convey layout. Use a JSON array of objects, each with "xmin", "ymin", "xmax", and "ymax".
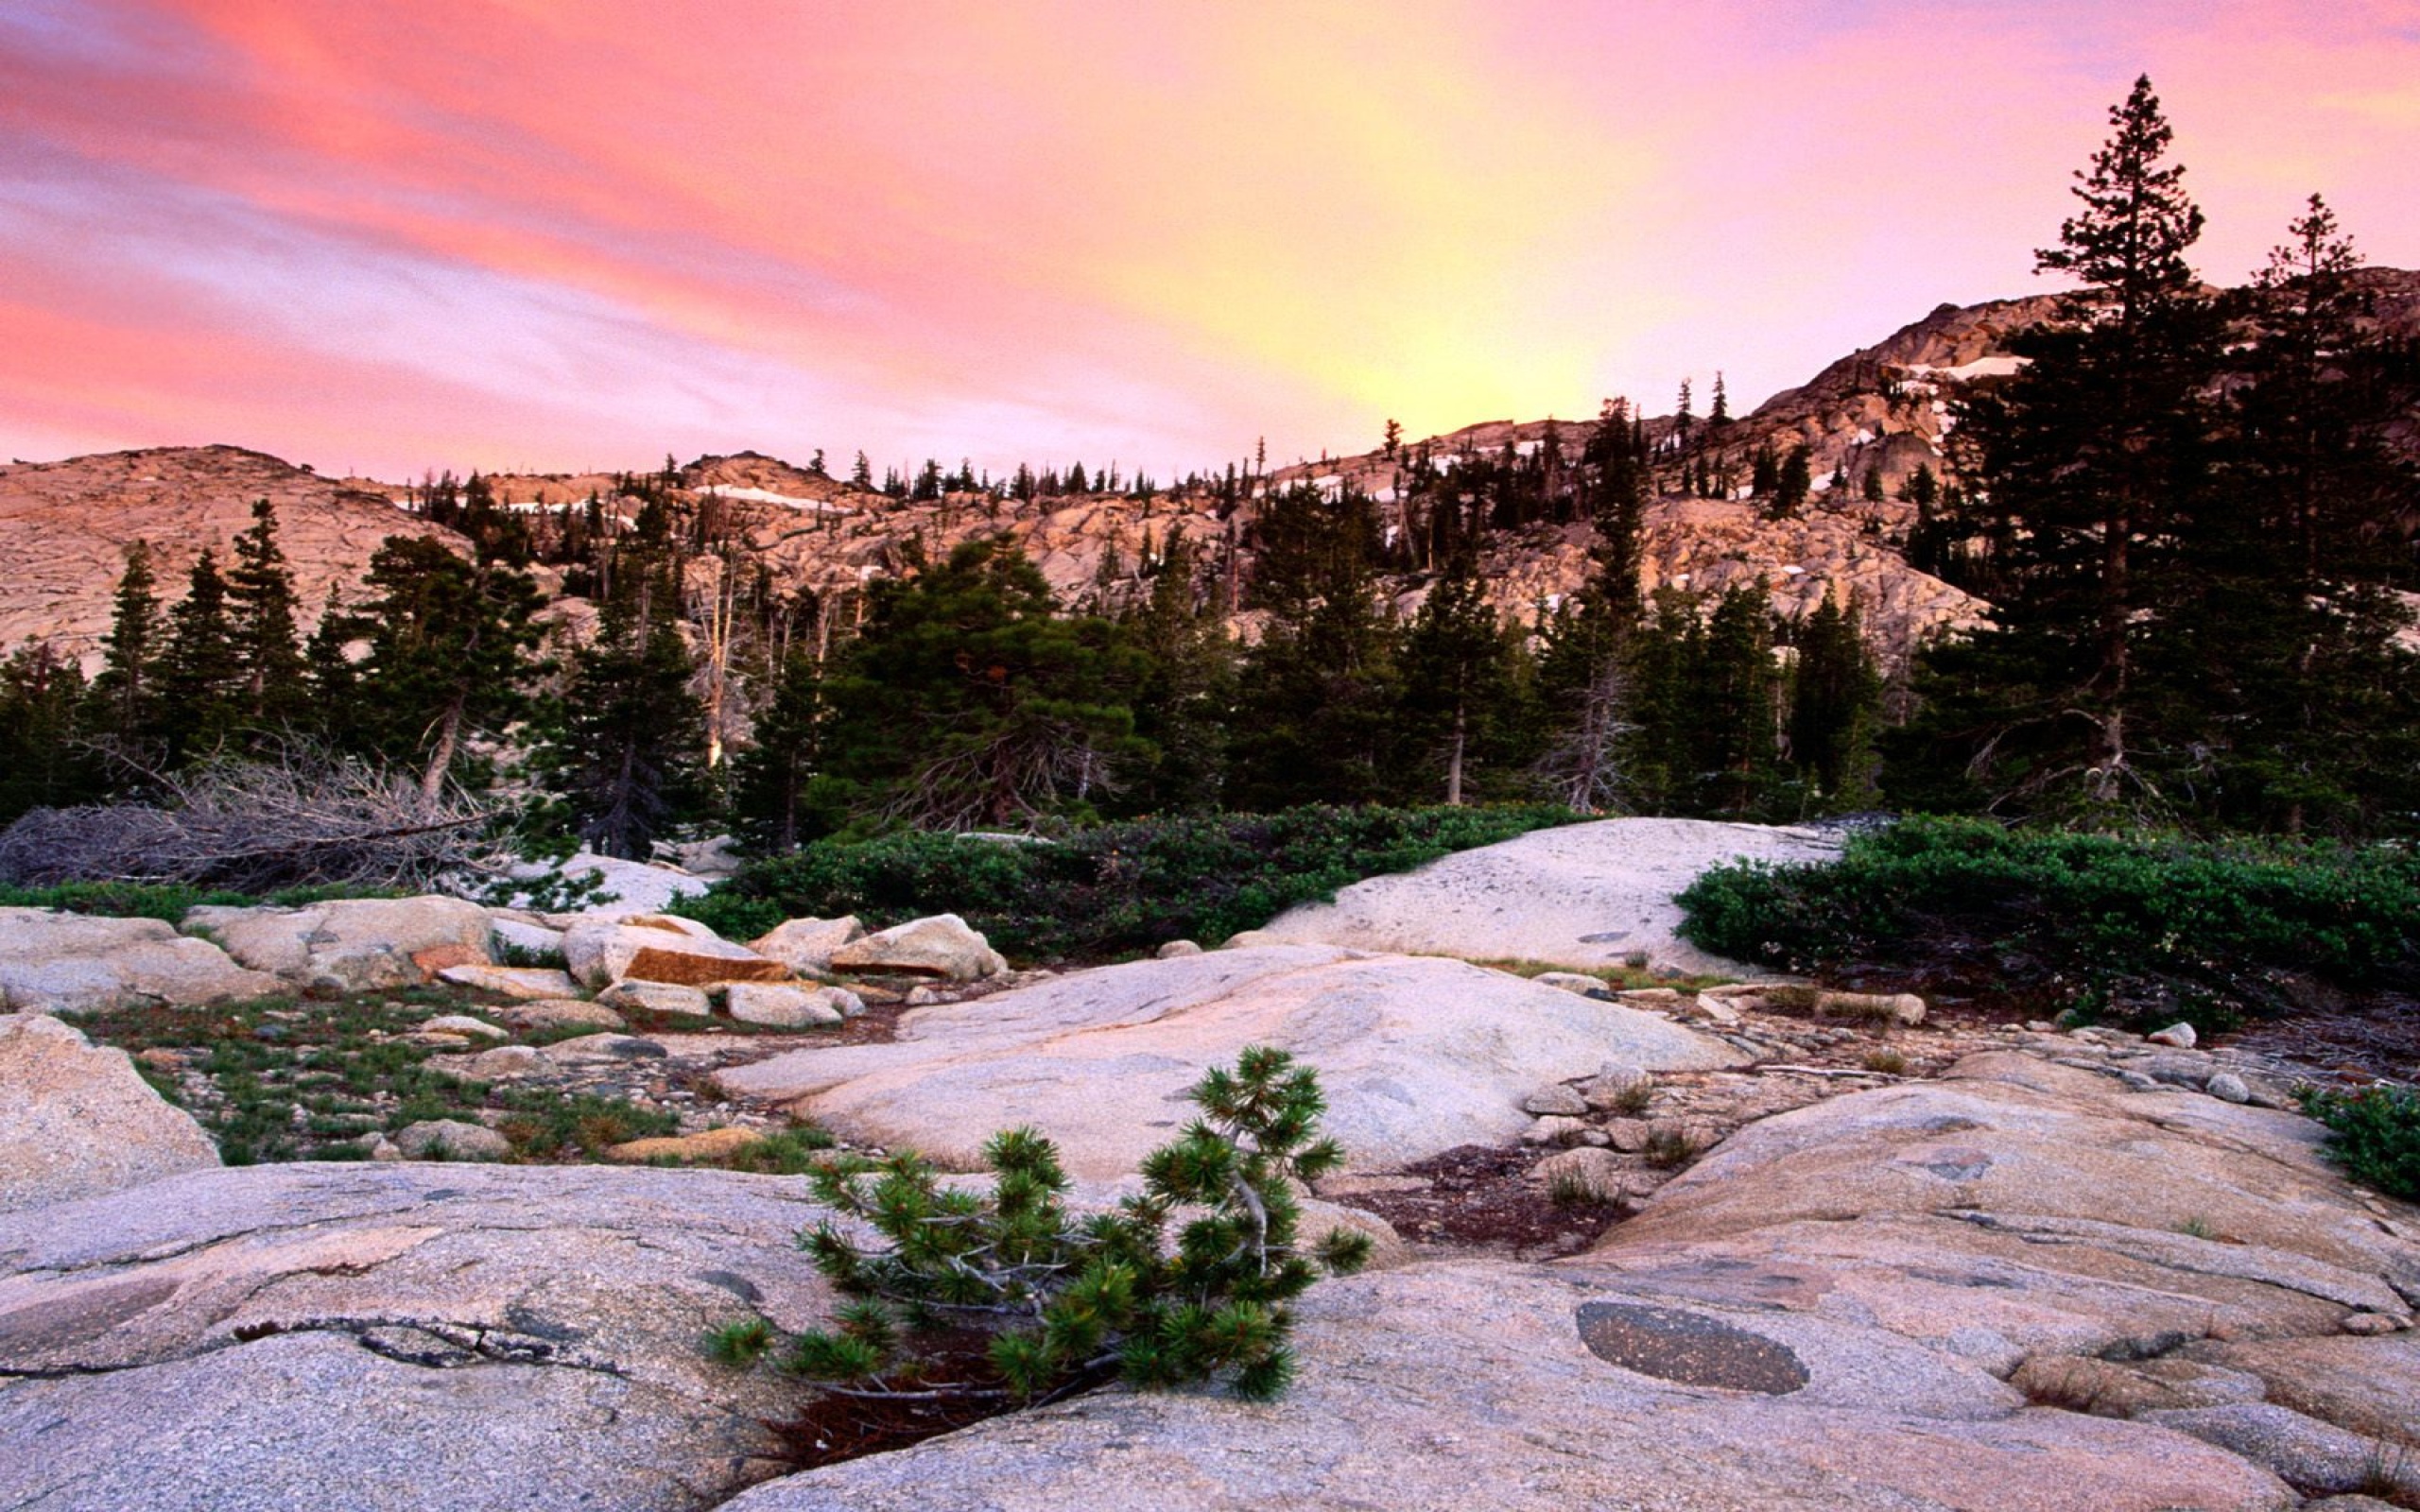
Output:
[{"xmin": 1346, "ymin": 1144, "xmax": 1622, "ymax": 1260}]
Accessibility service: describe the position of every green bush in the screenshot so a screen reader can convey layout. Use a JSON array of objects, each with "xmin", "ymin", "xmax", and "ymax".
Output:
[
  {"xmin": 735, "ymin": 1047, "xmax": 1368, "ymax": 1404},
  {"xmin": 675, "ymin": 804, "xmax": 1575, "ymax": 961},
  {"xmin": 0, "ymin": 880, "xmax": 399, "ymax": 922},
  {"xmin": 2300, "ymin": 1085, "xmax": 2420, "ymax": 1200},
  {"xmin": 1676, "ymin": 816, "xmax": 2419, "ymax": 1028}
]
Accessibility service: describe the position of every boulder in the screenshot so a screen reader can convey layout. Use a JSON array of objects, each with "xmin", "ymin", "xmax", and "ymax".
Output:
[
  {"xmin": 416, "ymin": 1014, "xmax": 508, "ymax": 1040},
  {"xmin": 718, "ymin": 945, "xmax": 1745, "ymax": 1181},
  {"xmin": 2141, "ymin": 1403, "xmax": 2416, "ymax": 1498},
  {"xmin": 187, "ymin": 896, "xmax": 494, "ymax": 993},
  {"xmin": 390, "ymin": 1119, "xmax": 510, "ymax": 1161},
  {"xmin": 489, "ymin": 916, "xmax": 567, "ymax": 965},
  {"xmin": 2149, "ymin": 1022, "xmax": 2200, "ymax": 1048},
  {"xmin": 506, "ymin": 850, "xmax": 710, "ymax": 918},
  {"xmin": 436, "ymin": 963, "xmax": 582, "ymax": 1000},
  {"xmin": 1242, "ymin": 816, "xmax": 1839, "ymax": 974},
  {"xmin": 723, "ymin": 982, "xmax": 852, "ymax": 1029},
  {"xmin": 539, "ymin": 1034, "xmax": 668, "ymax": 1066},
  {"xmin": 1522, "ymin": 1083, "xmax": 1588, "ymax": 1116},
  {"xmin": 0, "ymin": 908, "xmax": 279, "ymax": 1015},
  {"xmin": 1530, "ymin": 970, "xmax": 1610, "ymax": 996},
  {"xmin": 826, "ymin": 914, "xmax": 1007, "ymax": 981},
  {"xmin": 1153, "ymin": 938, "xmax": 1203, "ymax": 959},
  {"xmin": 596, "ymin": 980, "xmax": 714, "ymax": 1017},
  {"xmin": 498, "ymin": 999, "xmax": 626, "ymax": 1033},
  {"xmin": 0, "ymin": 1162, "xmax": 835, "ymax": 1512},
  {"xmin": 719, "ymin": 1258, "xmax": 2290, "ymax": 1512},
  {"xmin": 0, "ymin": 1014, "xmax": 219, "ymax": 1214},
  {"xmin": 1533, "ymin": 1146, "xmax": 1633, "ymax": 1202},
  {"xmin": 562, "ymin": 915, "xmax": 785, "ymax": 989},
  {"xmin": 748, "ymin": 916, "xmax": 865, "ymax": 977}
]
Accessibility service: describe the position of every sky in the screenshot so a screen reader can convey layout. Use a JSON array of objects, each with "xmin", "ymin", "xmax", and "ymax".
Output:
[{"xmin": 3, "ymin": 1, "xmax": 2417, "ymax": 485}]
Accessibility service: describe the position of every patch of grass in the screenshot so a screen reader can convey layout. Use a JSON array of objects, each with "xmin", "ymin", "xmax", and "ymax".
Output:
[
  {"xmin": 493, "ymin": 1088, "xmax": 679, "ymax": 1159},
  {"xmin": 78, "ymin": 987, "xmax": 682, "ymax": 1167},
  {"xmin": 1862, "ymin": 1048, "xmax": 1910, "ymax": 1075},
  {"xmin": 1677, "ymin": 816, "xmax": 2420, "ymax": 1034},
  {"xmin": 2175, "ymin": 1214, "xmax": 2216, "ymax": 1240},
  {"xmin": 1641, "ymin": 1125, "xmax": 1701, "ymax": 1170},
  {"xmin": 1547, "ymin": 1169, "xmax": 1616, "ymax": 1207},
  {"xmin": 1602, "ymin": 1081, "xmax": 1654, "ymax": 1116},
  {"xmin": 2300, "ymin": 1084, "xmax": 2420, "ymax": 1201},
  {"xmin": 1475, "ymin": 959, "xmax": 1732, "ymax": 993},
  {"xmin": 719, "ymin": 1125, "xmax": 838, "ymax": 1173},
  {"xmin": 675, "ymin": 804, "xmax": 1580, "ymax": 962}
]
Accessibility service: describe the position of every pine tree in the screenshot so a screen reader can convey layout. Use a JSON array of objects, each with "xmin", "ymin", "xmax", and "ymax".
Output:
[
  {"xmin": 1901, "ymin": 76, "xmax": 2224, "ymax": 818},
  {"xmin": 356, "ymin": 536, "xmax": 545, "ymax": 799},
  {"xmin": 88, "ymin": 542, "xmax": 163, "ymax": 747},
  {"xmin": 0, "ymin": 642, "xmax": 95, "ymax": 822},
  {"xmin": 1123, "ymin": 533, "xmax": 1234, "ymax": 814},
  {"xmin": 1860, "ymin": 468, "xmax": 1887, "ymax": 504},
  {"xmin": 548, "ymin": 561, "xmax": 709, "ymax": 856},
  {"xmin": 1769, "ymin": 447, "xmax": 1811, "ymax": 519},
  {"xmin": 1709, "ymin": 371, "xmax": 1730, "ymax": 427},
  {"xmin": 157, "ymin": 549, "xmax": 242, "ymax": 765},
  {"xmin": 1693, "ymin": 587, "xmax": 1781, "ymax": 816},
  {"xmin": 1787, "ymin": 593, "xmax": 1882, "ymax": 809},
  {"xmin": 226, "ymin": 499, "xmax": 309, "ymax": 729},
  {"xmin": 1399, "ymin": 550, "xmax": 1516, "ymax": 804}
]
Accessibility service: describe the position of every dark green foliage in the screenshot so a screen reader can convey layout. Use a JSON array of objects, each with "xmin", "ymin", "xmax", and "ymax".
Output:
[
  {"xmin": 678, "ymin": 803, "xmax": 1575, "ymax": 958},
  {"xmin": 817, "ymin": 538, "xmax": 1150, "ymax": 831},
  {"xmin": 88, "ymin": 542, "xmax": 164, "ymax": 747},
  {"xmin": 158, "ymin": 548, "xmax": 242, "ymax": 764},
  {"xmin": 2299, "ymin": 1085, "xmax": 2420, "ymax": 1200},
  {"xmin": 1678, "ymin": 816, "xmax": 2420, "ymax": 1029},
  {"xmin": 1230, "ymin": 484, "xmax": 1402, "ymax": 810},
  {"xmin": 1787, "ymin": 594, "xmax": 1882, "ymax": 809},
  {"xmin": 226, "ymin": 500, "xmax": 309, "ymax": 729},
  {"xmin": 0, "ymin": 879, "xmax": 386, "ymax": 921},
  {"xmin": 355, "ymin": 535, "xmax": 545, "ymax": 798},
  {"xmin": 732, "ymin": 647, "xmax": 828, "ymax": 850},
  {"xmin": 1399, "ymin": 551, "xmax": 1525, "ymax": 805},
  {"xmin": 761, "ymin": 1048, "xmax": 1366, "ymax": 1404},
  {"xmin": 543, "ymin": 558, "xmax": 707, "ymax": 858},
  {"xmin": 0, "ymin": 643, "xmax": 99, "ymax": 823},
  {"xmin": 1767, "ymin": 446, "xmax": 1811, "ymax": 519}
]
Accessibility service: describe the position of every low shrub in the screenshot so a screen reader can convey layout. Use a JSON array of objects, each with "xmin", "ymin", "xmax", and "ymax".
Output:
[
  {"xmin": 677, "ymin": 804, "xmax": 1576, "ymax": 961},
  {"xmin": 749, "ymin": 1047, "xmax": 1368, "ymax": 1408},
  {"xmin": 0, "ymin": 879, "xmax": 394, "ymax": 923},
  {"xmin": 2300, "ymin": 1085, "xmax": 2420, "ymax": 1200},
  {"xmin": 1676, "ymin": 816, "xmax": 2419, "ymax": 1030}
]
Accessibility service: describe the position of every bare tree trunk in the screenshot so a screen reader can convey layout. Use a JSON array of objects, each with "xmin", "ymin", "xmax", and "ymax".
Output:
[{"xmin": 419, "ymin": 696, "xmax": 463, "ymax": 803}]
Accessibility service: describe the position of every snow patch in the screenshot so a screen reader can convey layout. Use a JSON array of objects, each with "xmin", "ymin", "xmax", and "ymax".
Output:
[
  {"xmin": 699, "ymin": 485, "xmax": 854, "ymax": 513},
  {"xmin": 1903, "ymin": 354, "xmax": 2029, "ymax": 382}
]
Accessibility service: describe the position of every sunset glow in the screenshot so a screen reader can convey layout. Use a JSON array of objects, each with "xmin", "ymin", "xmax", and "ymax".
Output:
[{"xmin": 5, "ymin": 0, "xmax": 2418, "ymax": 480}]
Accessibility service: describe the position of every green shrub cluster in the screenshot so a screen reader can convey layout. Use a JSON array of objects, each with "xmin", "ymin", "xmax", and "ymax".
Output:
[
  {"xmin": 676, "ymin": 804, "xmax": 1575, "ymax": 960},
  {"xmin": 729, "ymin": 1047, "xmax": 1367, "ymax": 1404},
  {"xmin": 1676, "ymin": 816, "xmax": 2419, "ymax": 1028},
  {"xmin": 2300, "ymin": 1085, "xmax": 2420, "ymax": 1200},
  {"xmin": 0, "ymin": 879, "xmax": 390, "ymax": 923}
]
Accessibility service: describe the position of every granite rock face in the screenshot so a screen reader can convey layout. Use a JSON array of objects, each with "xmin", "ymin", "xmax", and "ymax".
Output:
[
  {"xmin": 0, "ymin": 908, "xmax": 280, "ymax": 1015},
  {"xmin": 1244, "ymin": 816, "xmax": 1840, "ymax": 974},
  {"xmin": 186, "ymin": 896, "xmax": 495, "ymax": 993},
  {"xmin": 0, "ymin": 1162, "xmax": 836, "ymax": 1512},
  {"xmin": 718, "ymin": 944, "xmax": 1746, "ymax": 1180},
  {"xmin": 0, "ymin": 1014, "xmax": 218, "ymax": 1214}
]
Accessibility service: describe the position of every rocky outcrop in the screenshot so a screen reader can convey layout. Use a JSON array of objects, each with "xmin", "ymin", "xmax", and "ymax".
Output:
[
  {"xmin": 0, "ymin": 1162, "xmax": 836, "ymax": 1512},
  {"xmin": 0, "ymin": 445, "xmax": 459, "ymax": 672},
  {"xmin": 725, "ymin": 1258, "xmax": 2293, "ymax": 1512},
  {"xmin": 824, "ymin": 914, "xmax": 1006, "ymax": 981},
  {"xmin": 717, "ymin": 944, "xmax": 1746, "ymax": 1179},
  {"xmin": 750, "ymin": 916, "xmax": 866, "ymax": 976},
  {"xmin": 0, "ymin": 1015, "xmax": 218, "ymax": 1214},
  {"xmin": 1248, "ymin": 816, "xmax": 1840, "ymax": 974},
  {"xmin": 562, "ymin": 915, "xmax": 786, "ymax": 989},
  {"xmin": 0, "ymin": 908, "xmax": 280, "ymax": 1014},
  {"xmin": 186, "ymin": 895, "xmax": 495, "ymax": 993}
]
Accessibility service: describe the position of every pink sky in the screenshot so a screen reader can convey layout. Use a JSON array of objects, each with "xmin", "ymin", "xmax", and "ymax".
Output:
[{"xmin": 4, "ymin": 0, "xmax": 2416, "ymax": 483}]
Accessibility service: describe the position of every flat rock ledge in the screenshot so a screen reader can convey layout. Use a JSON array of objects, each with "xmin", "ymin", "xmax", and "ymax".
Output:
[{"xmin": 0, "ymin": 1162, "xmax": 838, "ymax": 1512}]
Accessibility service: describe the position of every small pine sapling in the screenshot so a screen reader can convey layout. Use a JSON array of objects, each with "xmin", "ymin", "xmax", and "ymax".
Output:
[{"xmin": 774, "ymin": 1046, "xmax": 1369, "ymax": 1406}]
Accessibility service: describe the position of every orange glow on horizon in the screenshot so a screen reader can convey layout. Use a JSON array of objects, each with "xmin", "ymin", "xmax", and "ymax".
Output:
[{"xmin": 4, "ymin": 1, "xmax": 2418, "ymax": 480}]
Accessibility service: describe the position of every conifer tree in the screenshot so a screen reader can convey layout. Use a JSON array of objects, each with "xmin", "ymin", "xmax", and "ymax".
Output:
[
  {"xmin": 1900, "ymin": 76, "xmax": 2224, "ymax": 818},
  {"xmin": 1787, "ymin": 593, "xmax": 1882, "ymax": 809},
  {"xmin": 1769, "ymin": 447, "xmax": 1812, "ymax": 519},
  {"xmin": 1400, "ymin": 550, "xmax": 1516, "ymax": 804},
  {"xmin": 157, "ymin": 549, "xmax": 242, "ymax": 765},
  {"xmin": 547, "ymin": 560, "xmax": 708, "ymax": 856},
  {"xmin": 0, "ymin": 643, "xmax": 95, "ymax": 821},
  {"xmin": 88, "ymin": 542, "xmax": 163, "ymax": 747},
  {"xmin": 1123, "ymin": 533, "xmax": 1233, "ymax": 813},
  {"xmin": 226, "ymin": 499, "xmax": 309, "ymax": 729},
  {"xmin": 356, "ymin": 536, "xmax": 545, "ymax": 799}
]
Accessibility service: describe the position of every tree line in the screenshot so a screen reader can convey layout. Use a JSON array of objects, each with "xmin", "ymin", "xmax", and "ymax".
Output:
[{"xmin": 2, "ymin": 77, "xmax": 2411, "ymax": 853}]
